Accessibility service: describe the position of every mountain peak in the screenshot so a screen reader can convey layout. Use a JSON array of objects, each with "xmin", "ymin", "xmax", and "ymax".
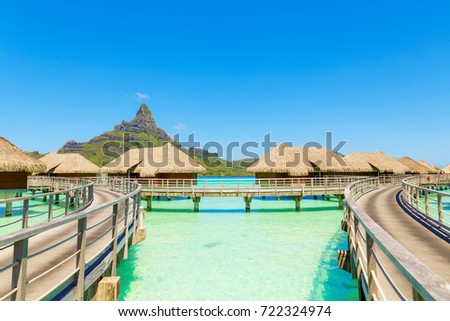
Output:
[
  {"xmin": 137, "ymin": 103, "xmax": 151, "ymax": 116},
  {"xmin": 113, "ymin": 103, "xmax": 159, "ymax": 133},
  {"xmin": 133, "ymin": 103, "xmax": 155, "ymax": 125}
]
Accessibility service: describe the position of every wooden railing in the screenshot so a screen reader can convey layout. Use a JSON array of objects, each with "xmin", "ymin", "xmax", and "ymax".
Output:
[
  {"xmin": 344, "ymin": 176, "xmax": 450, "ymax": 301},
  {"xmin": 0, "ymin": 179, "xmax": 142, "ymax": 301},
  {"xmin": 2, "ymin": 174, "xmax": 449, "ymax": 301},
  {"xmin": 128, "ymin": 176, "xmax": 368, "ymax": 195},
  {"xmin": 401, "ymin": 174, "xmax": 450, "ymax": 235},
  {"xmin": 0, "ymin": 178, "xmax": 94, "ymax": 234}
]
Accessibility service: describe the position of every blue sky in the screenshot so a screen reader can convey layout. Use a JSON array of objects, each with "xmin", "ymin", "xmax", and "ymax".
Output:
[{"xmin": 0, "ymin": 1, "xmax": 449, "ymax": 166}]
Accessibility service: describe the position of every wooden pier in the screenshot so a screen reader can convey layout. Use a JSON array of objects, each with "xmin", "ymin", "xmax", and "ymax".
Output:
[
  {"xmin": 343, "ymin": 174, "xmax": 450, "ymax": 301},
  {"xmin": 2, "ymin": 174, "xmax": 450, "ymax": 301},
  {"xmin": 118, "ymin": 177, "xmax": 365, "ymax": 212}
]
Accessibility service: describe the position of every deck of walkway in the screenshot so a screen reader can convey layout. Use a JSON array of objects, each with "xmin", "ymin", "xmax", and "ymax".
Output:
[
  {"xmin": 0, "ymin": 187, "xmax": 125, "ymax": 301},
  {"xmin": 357, "ymin": 185, "xmax": 450, "ymax": 285}
]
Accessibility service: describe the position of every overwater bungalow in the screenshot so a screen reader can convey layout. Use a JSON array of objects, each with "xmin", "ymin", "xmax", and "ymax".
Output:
[
  {"xmin": 39, "ymin": 152, "xmax": 100, "ymax": 177},
  {"xmin": 443, "ymin": 164, "xmax": 450, "ymax": 174},
  {"xmin": 343, "ymin": 150, "xmax": 410, "ymax": 176},
  {"xmin": 101, "ymin": 143, "xmax": 206, "ymax": 180},
  {"xmin": 417, "ymin": 160, "xmax": 442, "ymax": 174},
  {"xmin": 247, "ymin": 142, "xmax": 353, "ymax": 179},
  {"xmin": 395, "ymin": 156, "xmax": 434, "ymax": 175},
  {"xmin": 0, "ymin": 137, "xmax": 46, "ymax": 193}
]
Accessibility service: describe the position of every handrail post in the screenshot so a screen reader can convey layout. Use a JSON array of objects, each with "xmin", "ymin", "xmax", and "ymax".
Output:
[
  {"xmin": 65, "ymin": 191, "xmax": 70, "ymax": 215},
  {"xmin": 11, "ymin": 239, "xmax": 28, "ymax": 301},
  {"xmin": 82, "ymin": 187, "xmax": 87, "ymax": 207},
  {"xmin": 366, "ymin": 232, "xmax": 375, "ymax": 300},
  {"xmin": 48, "ymin": 194, "xmax": 54, "ymax": 222},
  {"xmin": 424, "ymin": 190, "xmax": 429, "ymax": 217},
  {"xmin": 416, "ymin": 189, "xmax": 421, "ymax": 210},
  {"xmin": 407, "ymin": 185, "xmax": 411, "ymax": 204},
  {"xmin": 437, "ymin": 194, "xmax": 443, "ymax": 226},
  {"xmin": 76, "ymin": 217, "xmax": 87, "ymax": 301},
  {"xmin": 131, "ymin": 193, "xmax": 138, "ymax": 244},
  {"xmin": 22, "ymin": 199, "xmax": 29, "ymax": 229},
  {"xmin": 75, "ymin": 189, "xmax": 79, "ymax": 210},
  {"xmin": 111, "ymin": 203, "xmax": 119, "ymax": 276},
  {"xmin": 124, "ymin": 198, "xmax": 130, "ymax": 260}
]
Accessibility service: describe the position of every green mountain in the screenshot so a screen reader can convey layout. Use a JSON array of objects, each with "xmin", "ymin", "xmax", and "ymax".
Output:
[
  {"xmin": 58, "ymin": 103, "xmax": 254, "ymax": 175},
  {"xmin": 58, "ymin": 104, "xmax": 172, "ymax": 166}
]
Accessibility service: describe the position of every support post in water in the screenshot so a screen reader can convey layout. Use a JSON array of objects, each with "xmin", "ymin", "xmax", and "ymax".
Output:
[
  {"xmin": 293, "ymin": 196, "xmax": 302, "ymax": 212},
  {"xmin": 5, "ymin": 202, "xmax": 13, "ymax": 217},
  {"xmin": 146, "ymin": 196, "xmax": 152, "ymax": 211},
  {"xmin": 244, "ymin": 196, "xmax": 252, "ymax": 213},
  {"xmin": 134, "ymin": 206, "xmax": 147, "ymax": 244},
  {"xmin": 4, "ymin": 193, "xmax": 14, "ymax": 216},
  {"xmin": 193, "ymin": 196, "xmax": 201, "ymax": 212},
  {"xmin": 338, "ymin": 194, "xmax": 344, "ymax": 209},
  {"xmin": 92, "ymin": 277, "xmax": 121, "ymax": 301}
]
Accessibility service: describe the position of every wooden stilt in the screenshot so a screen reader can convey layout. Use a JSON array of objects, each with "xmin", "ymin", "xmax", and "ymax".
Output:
[
  {"xmin": 293, "ymin": 196, "xmax": 302, "ymax": 212},
  {"xmin": 244, "ymin": 196, "xmax": 252, "ymax": 213},
  {"xmin": 4, "ymin": 193, "xmax": 14, "ymax": 217},
  {"xmin": 5, "ymin": 202, "xmax": 13, "ymax": 217},
  {"xmin": 338, "ymin": 195, "xmax": 344, "ymax": 209},
  {"xmin": 337, "ymin": 250, "xmax": 351, "ymax": 272},
  {"xmin": 193, "ymin": 197, "xmax": 201, "ymax": 212},
  {"xmin": 146, "ymin": 196, "xmax": 152, "ymax": 211}
]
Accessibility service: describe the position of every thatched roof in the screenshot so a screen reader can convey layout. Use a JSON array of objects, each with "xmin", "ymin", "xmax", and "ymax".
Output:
[
  {"xmin": 39, "ymin": 152, "xmax": 100, "ymax": 174},
  {"xmin": 417, "ymin": 160, "xmax": 442, "ymax": 174},
  {"xmin": 344, "ymin": 150, "xmax": 410, "ymax": 174},
  {"xmin": 443, "ymin": 164, "xmax": 450, "ymax": 174},
  {"xmin": 395, "ymin": 156, "xmax": 433, "ymax": 174},
  {"xmin": 247, "ymin": 143, "xmax": 352, "ymax": 176},
  {"xmin": 101, "ymin": 143, "xmax": 206, "ymax": 177},
  {"xmin": 0, "ymin": 137, "xmax": 46, "ymax": 173}
]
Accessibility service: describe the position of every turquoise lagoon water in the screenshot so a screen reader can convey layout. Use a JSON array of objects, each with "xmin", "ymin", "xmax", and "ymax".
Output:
[
  {"xmin": 117, "ymin": 177, "xmax": 358, "ymax": 301},
  {"xmin": 416, "ymin": 191, "xmax": 450, "ymax": 223},
  {"xmin": 0, "ymin": 191, "xmax": 70, "ymax": 235}
]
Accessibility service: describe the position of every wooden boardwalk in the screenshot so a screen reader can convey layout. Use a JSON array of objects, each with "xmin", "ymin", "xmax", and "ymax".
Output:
[
  {"xmin": 0, "ymin": 187, "xmax": 126, "ymax": 300},
  {"xmin": 132, "ymin": 177, "xmax": 365, "ymax": 212},
  {"xmin": 3, "ymin": 175, "xmax": 449, "ymax": 301},
  {"xmin": 357, "ymin": 185, "xmax": 450, "ymax": 285}
]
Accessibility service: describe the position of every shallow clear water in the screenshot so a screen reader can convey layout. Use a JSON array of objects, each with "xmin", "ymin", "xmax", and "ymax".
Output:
[
  {"xmin": 417, "ymin": 190, "xmax": 450, "ymax": 223},
  {"xmin": 117, "ymin": 183, "xmax": 357, "ymax": 301},
  {"xmin": 0, "ymin": 191, "xmax": 69, "ymax": 235}
]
